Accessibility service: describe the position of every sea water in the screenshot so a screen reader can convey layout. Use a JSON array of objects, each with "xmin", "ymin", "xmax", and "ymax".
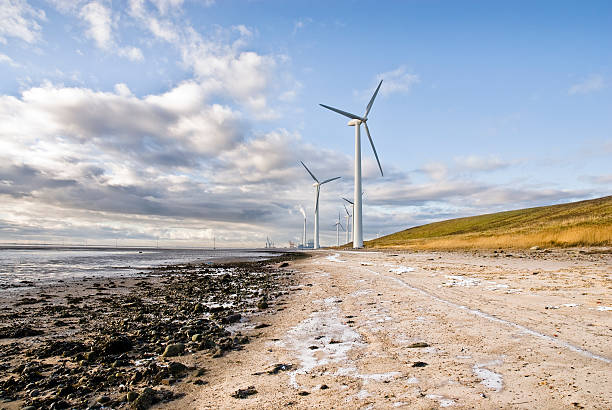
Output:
[{"xmin": 0, "ymin": 247, "xmax": 281, "ymax": 291}]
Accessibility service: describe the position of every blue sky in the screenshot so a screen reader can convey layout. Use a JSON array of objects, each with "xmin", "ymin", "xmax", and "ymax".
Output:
[{"xmin": 0, "ymin": 0, "xmax": 610, "ymax": 247}]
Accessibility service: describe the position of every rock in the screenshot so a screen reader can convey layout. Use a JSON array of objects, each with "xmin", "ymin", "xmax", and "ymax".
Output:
[
  {"xmin": 193, "ymin": 303, "xmax": 204, "ymax": 313},
  {"xmin": 211, "ymin": 347, "xmax": 223, "ymax": 358},
  {"xmin": 161, "ymin": 343, "xmax": 184, "ymax": 358},
  {"xmin": 412, "ymin": 361, "xmax": 428, "ymax": 367},
  {"xmin": 97, "ymin": 395, "xmax": 111, "ymax": 404},
  {"xmin": 168, "ymin": 362, "xmax": 188, "ymax": 376},
  {"xmin": 191, "ymin": 334, "xmax": 202, "ymax": 342},
  {"xmin": 407, "ymin": 342, "xmax": 429, "ymax": 348},
  {"xmin": 161, "ymin": 378, "xmax": 175, "ymax": 386},
  {"xmin": 530, "ymin": 246, "xmax": 540, "ymax": 250},
  {"xmin": 278, "ymin": 262, "xmax": 289, "ymax": 268},
  {"xmin": 131, "ymin": 387, "xmax": 155, "ymax": 410},
  {"xmin": 257, "ymin": 300, "xmax": 268, "ymax": 310},
  {"xmin": 231, "ymin": 386, "xmax": 257, "ymax": 399},
  {"xmin": 266, "ymin": 363, "xmax": 293, "ymax": 374},
  {"xmin": 103, "ymin": 335, "xmax": 132, "ymax": 355},
  {"xmin": 126, "ymin": 391, "xmax": 139, "ymax": 402},
  {"xmin": 298, "ymin": 391, "xmax": 310, "ymax": 396},
  {"xmin": 320, "ymin": 384, "xmax": 329, "ymax": 390}
]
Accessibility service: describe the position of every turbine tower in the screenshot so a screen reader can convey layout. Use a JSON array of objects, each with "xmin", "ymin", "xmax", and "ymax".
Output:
[
  {"xmin": 334, "ymin": 211, "xmax": 345, "ymax": 247},
  {"xmin": 299, "ymin": 206, "xmax": 307, "ymax": 247},
  {"xmin": 301, "ymin": 161, "xmax": 340, "ymax": 249},
  {"xmin": 321, "ymin": 80, "xmax": 384, "ymax": 248},
  {"xmin": 343, "ymin": 203, "xmax": 352, "ymax": 244}
]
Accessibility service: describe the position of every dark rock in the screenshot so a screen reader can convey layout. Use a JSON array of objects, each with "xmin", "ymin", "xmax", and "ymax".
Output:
[
  {"xmin": 162, "ymin": 343, "xmax": 184, "ymax": 358},
  {"xmin": 132, "ymin": 387, "xmax": 155, "ymax": 410},
  {"xmin": 320, "ymin": 384, "xmax": 329, "ymax": 390},
  {"xmin": 168, "ymin": 362, "xmax": 188, "ymax": 376},
  {"xmin": 231, "ymin": 386, "xmax": 257, "ymax": 399},
  {"xmin": 126, "ymin": 391, "xmax": 139, "ymax": 402},
  {"xmin": 412, "ymin": 361, "xmax": 428, "ymax": 367},
  {"xmin": 97, "ymin": 395, "xmax": 111, "ymax": 404},
  {"xmin": 278, "ymin": 262, "xmax": 289, "ymax": 268},
  {"xmin": 103, "ymin": 335, "xmax": 132, "ymax": 355},
  {"xmin": 407, "ymin": 342, "xmax": 429, "ymax": 348},
  {"xmin": 0, "ymin": 325, "xmax": 44, "ymax": 339},
  {"xmin": 257, "ymin": 300, "xmax": 268, "ymax": 310},
  {"xmin": 298, "ymin": 391, "xmax": 310, "ymax": 396}
]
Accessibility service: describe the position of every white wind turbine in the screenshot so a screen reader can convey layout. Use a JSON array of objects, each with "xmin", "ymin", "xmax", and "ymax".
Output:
[
  {"xmin": 342, "ymin": 203, "xmax": 352, "ymax": 244},
  {"xmin": 301, "ymin": 161, "xmax": 341, "ymax": 249},
  {"xmin": 321, "ymin": 80, "xmax": 384, "ymax": 248},
  {"xmin": 299, "ymin": 206, "xmax": 307, "ymax": 247},
  {"xmin": 334, "ymin": 211, "xmax": 345, "ymax": 247}
]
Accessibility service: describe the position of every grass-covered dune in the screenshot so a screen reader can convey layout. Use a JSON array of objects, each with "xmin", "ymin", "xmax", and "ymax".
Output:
[{"xmin": 365, "ymin": 195, "xmax": 612, "ymax": 250}]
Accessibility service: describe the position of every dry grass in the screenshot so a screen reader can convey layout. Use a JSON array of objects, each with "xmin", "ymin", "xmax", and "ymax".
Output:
[{"xmin": 366, "ymin": 196, "xmax": 612, "ymax": 250}]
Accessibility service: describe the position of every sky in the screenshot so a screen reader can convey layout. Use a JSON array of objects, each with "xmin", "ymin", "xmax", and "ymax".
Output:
[{"xmin": 0, "ymin": 0, "xmax": 610, "ymax": 248}]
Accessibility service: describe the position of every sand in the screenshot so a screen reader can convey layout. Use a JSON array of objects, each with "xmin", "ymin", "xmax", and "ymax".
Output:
[{"xmin": 165, "ymin": 248, "xmax": 611, "ymax": 409}]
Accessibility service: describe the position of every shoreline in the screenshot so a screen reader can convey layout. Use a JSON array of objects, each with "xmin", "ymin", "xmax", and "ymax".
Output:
[{"xmin": 0, "ymin": 251, "xmax": 306, "ymax": 409}]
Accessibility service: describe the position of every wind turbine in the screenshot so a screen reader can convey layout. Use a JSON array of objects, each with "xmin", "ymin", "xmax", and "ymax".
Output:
[
  {"xmin": 342, "ymin": 197, "xmax": 354, "ymax": 243},
  {"xmin": 343, "ymin": 203, "xmax": 352, "ymax": 244},
  {"xmin": 301, "ymin": 161, "xmax": 340, "ymax": 249},
  {"xmin": 334, "ymin": 211, "xmax": 345, "ymax": 247},
  {"xmin": 321, "ymin": 80, "xmax": 384, "ymax": 248},
  {"xmin": 299, "ymin": 206, "xmax": 307, "ymax": 247}
]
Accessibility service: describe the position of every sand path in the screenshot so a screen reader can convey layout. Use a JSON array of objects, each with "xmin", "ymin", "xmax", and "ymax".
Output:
[{"xmin": 168, "ymin": 249, "xmax": 611, "ymax": 409}]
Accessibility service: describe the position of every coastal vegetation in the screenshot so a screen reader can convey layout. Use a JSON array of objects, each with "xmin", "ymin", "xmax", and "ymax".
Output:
[{"xmin": 365, "ymin": 196, "xmax": 612, "ymax": 250}]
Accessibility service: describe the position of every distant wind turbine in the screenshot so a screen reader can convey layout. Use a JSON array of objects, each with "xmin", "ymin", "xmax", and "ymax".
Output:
[
  {"xmin": 321, "ymin": 80, "xmax": 384, "ymax": 248},
  {"xmin": 299, "ymin": 206, "xmax": 307, "ymax": 247},
  {"xmin": 334, "ymin": 211, "xmax": 345, "ymax": 247},
  {"xmin": 343, "ymin": 203, "xmax": 352, "ymax": 244},
  {"xmin": 301, "ymin": 161, "xmax": 341, "ymax": 249}
]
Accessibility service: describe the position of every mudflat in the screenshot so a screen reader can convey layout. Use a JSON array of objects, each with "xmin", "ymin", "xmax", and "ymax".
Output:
[{"xmin": 172, "ymin": 248, "xmax": 611, "ymax": 409}]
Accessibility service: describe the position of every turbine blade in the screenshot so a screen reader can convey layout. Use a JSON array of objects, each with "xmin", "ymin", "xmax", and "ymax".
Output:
[
  {"xmin": 300, "ymin": 161, "xmax": 319, "ymax": 183},
  {"xmin": 319, "ymin": 104, "xmax": 363, "ymax": 121},
  {"xmin": 321, "ymin": 176, "xmax": 341, "ymax": 185},
  {"xmin": 364, "ymin": 79, "xmax": 383, "ymax": 119},
  {"xmin": 343, "ymin": 203, "xmax": 350, "ymax": 216},
  {"xmin": 364, "ymin": 122, "xmax": 384, "ymax": 176},
  {"xmin": 342, "ymin": 197, "xmax": 353, "ymax": 205}
]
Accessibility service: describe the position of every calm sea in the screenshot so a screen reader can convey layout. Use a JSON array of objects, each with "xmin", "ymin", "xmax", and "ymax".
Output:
[{"xmin": 0, "ymin": 247, "xmax": 282, "ymax": 291}]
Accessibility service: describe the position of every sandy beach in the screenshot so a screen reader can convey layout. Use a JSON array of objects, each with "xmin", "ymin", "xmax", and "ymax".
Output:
[{"xmin": 167, "ymin": 248, "xmax": 611, "ymax": 409}]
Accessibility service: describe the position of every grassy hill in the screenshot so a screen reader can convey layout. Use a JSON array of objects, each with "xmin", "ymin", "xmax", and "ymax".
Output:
[{"xmin": 365, "ymin": 195, "xmax": 612, "ymax": 250}]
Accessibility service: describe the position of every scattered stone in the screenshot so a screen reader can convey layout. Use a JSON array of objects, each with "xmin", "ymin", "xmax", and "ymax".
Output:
[
  {"xmin": 132, "ymin": 387, "xmax": 155, "ymax": 410},
  {"xmin": 126, "ymin": 391, "xmax": 139, "ymax": 402},
  {"xmin": 308, "ymin": 345, "xmax": 319, "ymax": 350},
  {"xmin": 320, "ymin": 384, "xmax": 329, "ymax": 390},
  {"xmin": 407, "ymin": 342, "xmax": 429, "ymax": 348},
  {"xmin": 257, "ymin": 300, "xmax": 269, "ymax": 310},
  {"xmin": 278, "ymin": 262, "xmax": 289, "ymax": 268},
  {"xmin": 298, "ymin": 391, "xmax": 310, "ymax": 396},
  {"xmin": 162, "ymin": 343, "xmax": 184, "ymax": 358},
  {"xmin": 97, "ymin": 395, "xmax": 110, "ymax": 404},
  {"xmin": 267, "ymin": 363, "xmax": 293, "ymax": 374},
  {"xmin": 232, "ymin": 386, "xmax": 257, "ymax": 399},
  {"xmin": 412, "ymin": 361, "xmax": 428, "ymax": 367},
  {"xmin": 254, "ymin": 323, "xmax": 270, "ymax": 329},
  {"xmin": 168, "ymin": 362, "xmax": 188, "ymax": 376}
]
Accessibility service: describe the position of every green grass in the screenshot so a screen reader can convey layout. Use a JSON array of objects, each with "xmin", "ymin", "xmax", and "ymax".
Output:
[{"xmin": 365, "ymin": 195, "xmax": 612, "ymax": 250}]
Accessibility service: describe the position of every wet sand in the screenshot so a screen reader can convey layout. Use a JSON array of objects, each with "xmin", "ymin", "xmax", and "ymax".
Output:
[{"xmin": 170, "ymin": 248, "xmax": 611, "ymax": 409}]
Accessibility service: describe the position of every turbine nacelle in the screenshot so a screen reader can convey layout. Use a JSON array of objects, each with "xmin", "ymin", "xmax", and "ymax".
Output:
[{"xmin": 347, "ymin": 119, "xmax": 361, "ymax": 127}]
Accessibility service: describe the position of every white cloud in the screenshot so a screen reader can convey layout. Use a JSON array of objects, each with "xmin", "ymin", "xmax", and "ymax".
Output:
[
  {"xmin": 118, "ymin": 46, "xmax": 144, "ymax": 61},
  {"xmin": 376, "ymin": 66, "xmax": 420, "ymax": 95},
  {"xmin": 0, "ymin": 0, "xmax": 46, "ymax": 44},
  {"xmin": 568, "ymin": 74, "xmax": 605, "ymax": 95},
  {"xmin": 0, "ymin": 53, "xmax": 19, "ymax": 67},
  {"xmin": 79, "ymin": 1, "xmax": 113, "ymax": 49}
]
